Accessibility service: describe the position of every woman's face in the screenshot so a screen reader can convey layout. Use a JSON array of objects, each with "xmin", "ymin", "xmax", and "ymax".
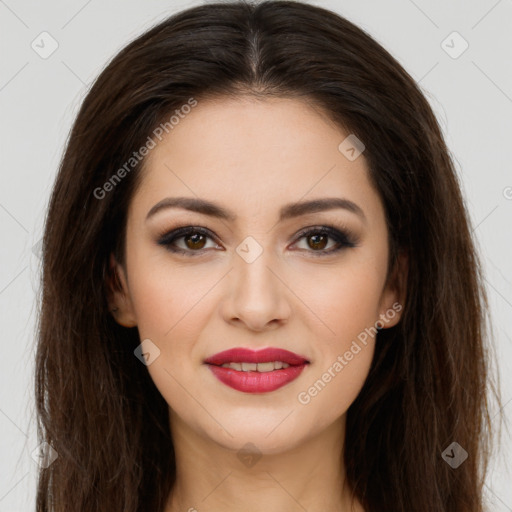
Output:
[{"xmin": 110, "ymin": 96, "xmax": 405, "ymax": 454}]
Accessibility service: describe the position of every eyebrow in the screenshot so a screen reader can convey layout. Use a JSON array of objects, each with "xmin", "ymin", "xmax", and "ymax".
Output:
[{"xmin": 146, "ymin": 196, "xmax": 366, "ymax": 223}]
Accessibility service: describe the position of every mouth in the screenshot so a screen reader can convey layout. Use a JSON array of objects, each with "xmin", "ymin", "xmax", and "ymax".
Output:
[{"xmin": 204, "ymin": 347, "xmax": 310, "ymax": 393}]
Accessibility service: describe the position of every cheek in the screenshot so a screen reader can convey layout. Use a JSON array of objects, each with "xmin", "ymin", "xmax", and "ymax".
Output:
[
  {"xmin": 127, "ymin": 254, "xmax": 219, "ymax": 341},
  {"xmin": 295, "ymin": 270, "xmax": 380, "ymax": 419},
  {"xmin": 294, "ymin": 253, "xmax": 385, "ymax": 344},
  {"xmin": 296, "ymin": 340, "xmax": 375, "ymax": 430},
  {"xmin": 291, "ymin": 257, "xmax": 383, "ymax": 416}
]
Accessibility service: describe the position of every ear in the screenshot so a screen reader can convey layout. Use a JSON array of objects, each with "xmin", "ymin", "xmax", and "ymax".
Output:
[
  {"xmin": 105, "ymin": 252, "xmax": 137, "ymax": 328},
  {"xmin": 376, "ymin": 249, "xmax": 408, "ymax": 329}
]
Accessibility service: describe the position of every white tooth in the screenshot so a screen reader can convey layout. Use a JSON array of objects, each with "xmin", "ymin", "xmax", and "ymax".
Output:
[
  {"xmin": 222, "ymin": 361, "xmax": 291, "ymax": 371},
  {"xmin": 256, "ymin": 362, "xmax": 275, "ymax": 372}
]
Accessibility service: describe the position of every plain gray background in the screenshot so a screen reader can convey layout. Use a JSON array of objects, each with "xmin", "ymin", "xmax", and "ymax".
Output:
[{"xmin": 0, "ymin": 0, "xmax": 511, "ymax": 510}]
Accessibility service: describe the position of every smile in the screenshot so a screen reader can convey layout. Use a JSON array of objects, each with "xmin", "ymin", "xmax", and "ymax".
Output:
[{"xmin": 204, "ymin": 347, "xmax": 310, "ymax": 393}]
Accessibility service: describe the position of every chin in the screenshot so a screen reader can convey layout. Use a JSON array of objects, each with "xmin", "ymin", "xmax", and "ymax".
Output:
[{"xmin": 200, "ymin": 412, "xmax": 315, "ymax": 455}]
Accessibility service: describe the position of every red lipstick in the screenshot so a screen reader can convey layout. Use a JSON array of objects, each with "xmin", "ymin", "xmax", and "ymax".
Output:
[{"xmin": 204, "ymin": 347, "xmax": 309, "ymax": 393}]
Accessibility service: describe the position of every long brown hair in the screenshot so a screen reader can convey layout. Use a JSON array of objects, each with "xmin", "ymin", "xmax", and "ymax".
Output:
[{"xmin": 34, "ymin": 1, "xmax": 502, "ymax": 510}]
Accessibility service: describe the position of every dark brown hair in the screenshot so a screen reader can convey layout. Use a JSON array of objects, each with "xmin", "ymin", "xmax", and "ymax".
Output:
[{"xmin": 34, "ymin": 1, "xmax": 502, "ymax": 510}]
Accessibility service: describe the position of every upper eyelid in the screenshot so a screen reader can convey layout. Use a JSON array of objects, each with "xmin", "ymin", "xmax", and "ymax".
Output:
[
  {"xmin": 158, "ymin": 224, "xmax": 351, "ymax": 238},
  {"xmin": 157, "ymin": 224, "xmax": 358, "ymax": 249}
]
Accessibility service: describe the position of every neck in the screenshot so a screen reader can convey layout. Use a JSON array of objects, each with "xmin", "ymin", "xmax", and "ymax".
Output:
[{"xmin": 165, "ymin": 411, "xmax": 364, "ymax": 512}]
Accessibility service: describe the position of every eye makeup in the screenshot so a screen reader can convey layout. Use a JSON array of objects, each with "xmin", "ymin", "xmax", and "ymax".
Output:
[{"xmin": 155, "ymin": 222, "xmax": 360, "ymax": 258}]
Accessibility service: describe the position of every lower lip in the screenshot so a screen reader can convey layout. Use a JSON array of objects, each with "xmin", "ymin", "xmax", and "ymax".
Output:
[{"xmin": 206, "ymin": 364, "xmax": 308, "ymax": 393}]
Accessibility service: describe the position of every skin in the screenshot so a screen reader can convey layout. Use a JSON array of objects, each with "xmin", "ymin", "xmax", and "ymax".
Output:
[{"xmin": 108, "ymin": 96, "xmax": 407, "ymax": 512}]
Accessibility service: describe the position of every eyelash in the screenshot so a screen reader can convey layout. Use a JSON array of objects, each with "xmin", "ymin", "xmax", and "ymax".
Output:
[{"xmin": 156, "ymin": 224, "xmax": 358, "ymax": 257}]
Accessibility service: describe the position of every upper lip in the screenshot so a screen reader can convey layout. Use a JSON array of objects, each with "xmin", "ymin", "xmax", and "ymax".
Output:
[{"xmin": 204, "ymin": 347, "xmax": 310, "ymax": 366}]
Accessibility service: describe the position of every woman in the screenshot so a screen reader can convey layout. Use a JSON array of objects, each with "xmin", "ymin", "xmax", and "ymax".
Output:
[{"xmin": 34, "ymin": 1, "xmax": 501, "ymax": 511}]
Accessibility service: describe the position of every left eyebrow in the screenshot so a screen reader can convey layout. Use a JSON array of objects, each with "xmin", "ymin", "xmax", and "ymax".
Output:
[{"xmin": 146, "ymin": 196, "xmax": 367, "ymax": 224}]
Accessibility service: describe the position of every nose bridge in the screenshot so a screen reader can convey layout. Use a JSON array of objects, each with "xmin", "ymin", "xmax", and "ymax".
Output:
[
  {"xmin": 224, "ymin": 234, "xmax": 290, "ymax": 328},
  {"xmin": 234, "ymin": 235, "xmax": 279, "ymax": 297}
]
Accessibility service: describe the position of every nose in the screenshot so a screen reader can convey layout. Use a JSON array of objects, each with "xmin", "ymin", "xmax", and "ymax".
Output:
[{"xmin": 220, "ymin": 246, "xmax": 292, "ymax": 332}]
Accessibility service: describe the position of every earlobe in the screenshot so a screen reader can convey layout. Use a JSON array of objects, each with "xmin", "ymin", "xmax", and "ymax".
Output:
[
  {"xmin": 106, "ymin": 253, "xmax": 137, "ymax": 328},
  {"xmin": 377, "ymin": 250, "xmax": 408, "ymax": 329}
]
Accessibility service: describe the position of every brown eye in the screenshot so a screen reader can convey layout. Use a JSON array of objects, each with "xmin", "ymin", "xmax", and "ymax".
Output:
[
  {"xmin": 306, "ymin": 233, "xmax": 329, "ymax": 251},
  {"xmin": 158, "ymin": 224, "xmax": 357, "ymax": 257},
  {"xmin": 157, "ymin": 226, "xmax": 220, "ymax": 256},
  {"xmin": 184, "ymin": 232, "xmax": 207, "ymax": 250},
  {"xmin": 292, "ymin": 226, "xmax": 357, "ymax": 256}
]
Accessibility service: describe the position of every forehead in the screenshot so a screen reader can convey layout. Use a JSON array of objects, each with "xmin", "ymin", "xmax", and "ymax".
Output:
[{"xmin": 130, "ymin": 96, "xmax": 383, "ymax": 225}]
